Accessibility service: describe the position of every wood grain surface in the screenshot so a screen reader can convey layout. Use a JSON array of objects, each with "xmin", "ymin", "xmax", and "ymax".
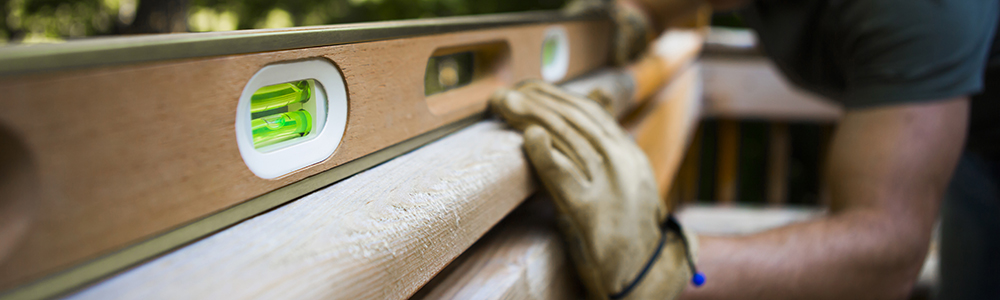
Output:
[
  {"xmin": 410, "ymin": 197, "xmax": 581, "ymax": 300},
  {"xmin": 628, "ymin": 30, "xmax": 703, "ymax": 104},
  {"xmin": 64, "ymin": 121, "xmax": 534, "ymax": 300},
  {"xmin": 629, "ymin": 66, "xmax": 703, "ymax": 201},
  {"xmin": 0, "ymin": 21, "xmax": 609, "ymax": 289}
]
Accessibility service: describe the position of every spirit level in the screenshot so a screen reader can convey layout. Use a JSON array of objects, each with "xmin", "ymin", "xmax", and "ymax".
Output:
[{"xmin": 0, "ymin": 10, "xmax": 610, "ymax": 300}]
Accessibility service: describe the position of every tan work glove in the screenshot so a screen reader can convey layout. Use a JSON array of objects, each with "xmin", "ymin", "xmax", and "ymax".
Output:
[
  {"xmin": 565, "ymin": 0, "xmax": 706, "ymax": 65},
  {"xmin": 565, "ymin": 0, "xmax": 655, "ymax": 65},
  {"xmin": 490, "ymin": 80, "xmax": 702, "ymax": 300}
]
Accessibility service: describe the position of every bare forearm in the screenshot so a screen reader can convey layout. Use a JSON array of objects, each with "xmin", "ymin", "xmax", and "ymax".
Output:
[
  {"xmin": 682, "ymin": 209, "xmax": 932, "ymax": 300},
  {"xmin": 681, "ymin": 99, "xmax": 968, "ymax": 300}
]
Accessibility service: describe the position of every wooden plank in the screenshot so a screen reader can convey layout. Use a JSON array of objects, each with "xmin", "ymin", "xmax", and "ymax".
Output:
[
  {"xmin": 0, "ymin": 21, "xmax": 610, "ymax": 289},
  {"xmin": 674, "ymin": 125, "xmax": 703, "ymax": 206},
  {"xmin": 766, "ymin": 123, "xmax": 789, "ymax": 205},
  {"xmin": 701, "ymin": 56, "xmax": 843, "ymax": 121},
  {"xmin": 412, "ymin": 203, "xmax": 824, "ymax": 300},
  {"xmin": 627, "ymin": 31, "xmax": 703, "ymax": 104},
  {"xmin": 64, "ymin": 121, "xmax": 534, "ymax": 300},
  {"xmin": 409, "ymin": 197, "xmax": 581, "ymax": 300},
  {"xmin": 628, "ymin": 66, "xmax": 703, "ymax": 200},
  {"xmin": 715, "ymin": 119, "xmax": 739, "ymax": 204}
]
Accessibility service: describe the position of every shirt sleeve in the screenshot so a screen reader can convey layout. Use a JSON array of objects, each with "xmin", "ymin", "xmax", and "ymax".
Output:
[{"xmin": 836, "ymin": 0, "xmax": 999, "ymax": 108}]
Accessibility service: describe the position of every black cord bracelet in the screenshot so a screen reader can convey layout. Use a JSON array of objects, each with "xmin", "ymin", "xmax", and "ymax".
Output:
[{"xmin": 607, "ymin": 215, "xmax": 704, "ymax": 300}]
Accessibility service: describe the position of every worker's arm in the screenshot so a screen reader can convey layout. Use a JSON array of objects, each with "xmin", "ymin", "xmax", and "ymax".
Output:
[
  {"xmin": 596, "ymin": 0, "xmax": 748, "ymax": 65},
  {"xmin": 681, "ymin": 98, "xmax": 969, "ymax": 300},
  {"xmin": 619, "ymin": 0, "xmax": 751, "ymax": 32}
]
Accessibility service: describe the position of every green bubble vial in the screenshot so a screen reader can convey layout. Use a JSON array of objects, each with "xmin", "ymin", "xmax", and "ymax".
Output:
[
  {"xmin": 249, "ymin": 80, "xmax": 316, "ymax": 149},
  {"xmin": 252, "ymin": 110, "xmax": 313, "ymax": 148},
  {"xmin": 250, "ymin": 80, "xmax": 311, "ymax": 113},
  {"xmin": 542, "ymin": 37, "xmax": 558, "ymax": 67}
]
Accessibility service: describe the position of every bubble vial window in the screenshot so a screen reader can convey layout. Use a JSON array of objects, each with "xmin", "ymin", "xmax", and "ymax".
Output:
[
  {"xmin": 542, "ymin": 37, "xmax": 559, "ymax": 67},
  {"xmin": 541, "ymin": 26, "xmax": 569, "ymax": 82},
  {"xmin": 424, "ymin": 51, "xmax": 475, "ymax": 96}
]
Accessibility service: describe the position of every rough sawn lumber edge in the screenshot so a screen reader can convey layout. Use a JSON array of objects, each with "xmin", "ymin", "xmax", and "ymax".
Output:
[
  {"xmin": 409, "ymin": 197, "xmax": 581, "ymax": 300},
  {"xmin": 66, "ymin": 121, "xmax": 535, "ymax": 300}
]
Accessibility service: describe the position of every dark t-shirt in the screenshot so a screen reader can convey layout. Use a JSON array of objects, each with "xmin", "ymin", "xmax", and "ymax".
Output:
[{"xmin": 739, "ymin": 0, "xmax": 1000, "ymax": 158}]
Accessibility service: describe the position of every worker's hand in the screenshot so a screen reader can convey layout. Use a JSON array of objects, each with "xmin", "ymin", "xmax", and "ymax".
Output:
[
  {"xmin": 490, "ymin": 80, "xmax": 698, "ymax": 300},
  {"xmin": 565, "ymin": 0, "xmax": 705, "ymax": 65},
  {"xmin": 564, "ymin": 0, "xmax": 654, "ymax": 65}
]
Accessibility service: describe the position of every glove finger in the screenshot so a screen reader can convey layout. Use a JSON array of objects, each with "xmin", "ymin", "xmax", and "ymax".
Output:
[
  {"xmin": 491, "ymin": 89, "xmax": 589, "ymax": 178},
  {"xmin": 520, "ymin": 80, "xmax": 632, "ymax": 142},
  {"xmin": 520, "ymin": 82, "xmax": 644, "ymax": 185},
  {"xmin": 492, "ymin": 89, "xmax": 582, "ymax": 167},
  {"xmin": 523, "ymin": 125, "xmax": 586, "ymax": 203},
  {"xmin": 492, "ymin": 88, "xmax": 603, "ymax": 181},
  {"xmin": 521, "ymin": 80, "xmax": 654, "ymax": 183},
  {"xmin": 521, "ymin": 87, "xmax": 618, "ymax": 157},
  {"xmin": 524, "ymin": 127, "xmax": 599, "ymax": 243}
]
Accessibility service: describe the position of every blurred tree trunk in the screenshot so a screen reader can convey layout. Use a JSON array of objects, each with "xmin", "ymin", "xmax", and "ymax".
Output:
[{"xmin": 123, "ymin": 0, "xmax": 189, "ymax": 33}]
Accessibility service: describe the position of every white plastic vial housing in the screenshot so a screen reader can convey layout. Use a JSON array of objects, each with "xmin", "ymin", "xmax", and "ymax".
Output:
[
  {"xmin": 235, "ymin": 59, "xmax": 349, "ymax": 179},
  {"xmin": 541, "ymin": 26, "xmax": 570, "ymax": 82}
]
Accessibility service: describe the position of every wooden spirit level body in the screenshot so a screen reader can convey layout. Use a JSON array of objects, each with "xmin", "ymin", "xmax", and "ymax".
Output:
[{"xmin": 0, "ymin": 15, "xmax": 610, "ymax": 294}]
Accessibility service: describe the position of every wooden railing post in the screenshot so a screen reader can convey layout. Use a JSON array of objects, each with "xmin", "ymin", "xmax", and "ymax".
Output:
[
  {"xmin": 767, "ymin": 122, "xmax": 789, "ymax": 205},
  {"xmin": 716, "ymin": 119, "xmax": 739, "ymax": 204}
]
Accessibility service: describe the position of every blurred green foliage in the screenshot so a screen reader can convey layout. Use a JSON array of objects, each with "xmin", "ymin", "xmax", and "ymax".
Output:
[
  {"xmin": 2, "ymin": 0, "xmax": 121, "ymax": 43},
  {"xmin": 1, "ymin": 0, "xmax": 566, "ymax": 44}
]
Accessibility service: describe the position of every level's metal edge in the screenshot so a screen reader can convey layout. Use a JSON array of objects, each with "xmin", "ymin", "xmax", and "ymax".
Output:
[
  {"xmin": 0, "ymin": 10, "xmax": 603, "ymax": 76},
  {"xmin": 0, "ymin": 115, "xmax": 484, "ymax": 300}
]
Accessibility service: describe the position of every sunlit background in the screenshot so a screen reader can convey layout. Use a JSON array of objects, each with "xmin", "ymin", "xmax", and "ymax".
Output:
[{"xmin": 0, "ymin": 0, "xmax": 567, "ymax": 44}]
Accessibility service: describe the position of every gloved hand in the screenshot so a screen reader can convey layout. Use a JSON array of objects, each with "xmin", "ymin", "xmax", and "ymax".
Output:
[
  {"xmin": 565, "ymin": 0, "xmax": 655, "ymax": 65},
  {"xmin": 490, "ymin": 80, "xmax": 701, "ymax": 300},
  {"xmin": 564, "ymin": 0, "xmax": 705, "ymax": 65}
]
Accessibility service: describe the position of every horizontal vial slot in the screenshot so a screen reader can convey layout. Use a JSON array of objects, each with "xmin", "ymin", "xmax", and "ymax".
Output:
[
  {"xmin": 425, "ymin": 52, "xmax": 475, "ymax": 96},
  {"xmin": 424, "ymin": 41, "xmax": 511, "ymax": 115}
]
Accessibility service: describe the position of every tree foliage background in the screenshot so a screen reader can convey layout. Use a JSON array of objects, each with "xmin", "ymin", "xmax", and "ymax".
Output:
[{"xmin": 0, "ymin": 0, "xmax": 567, "ymax": 44}]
